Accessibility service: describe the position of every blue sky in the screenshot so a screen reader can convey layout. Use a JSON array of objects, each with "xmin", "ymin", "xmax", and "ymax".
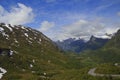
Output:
[{"xmin": 0, "ymin": 0, "xmax": 120, "ymax": 40}]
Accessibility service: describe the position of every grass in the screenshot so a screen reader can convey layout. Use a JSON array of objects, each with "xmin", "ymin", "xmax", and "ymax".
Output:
[
  {"xmin": 95, "ymin": 63, "xmax": 120, "ymax": 74},
  {"xmin": 0, "ymin": 24, "xmax": 120, "ymax": 80}
]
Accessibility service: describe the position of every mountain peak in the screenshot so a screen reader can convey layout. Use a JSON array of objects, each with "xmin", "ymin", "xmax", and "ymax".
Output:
[
  {"xmin": 116, "ymin": 29, "xmax": 120, "ymax": 35},
  {"xmin": 90, "ymin": 35, "xmax": 96, "ymax": 41},
  {"xmin": 0, "ymin": 23, "xmax": 56, "ymax": 51}
]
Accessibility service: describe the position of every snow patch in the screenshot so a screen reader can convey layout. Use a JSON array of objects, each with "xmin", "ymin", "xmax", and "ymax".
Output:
[
  {"xmin": 28, "ymin": 40, "xmax": 32, "ymax": 44},
  {"xmin": 21, "ymin": 26, "xmax": 29, "ymax": 32},
  {"xmin": 21, "ymin": 26, "xmax": 26, "ymax": 30},
  {"xmin": 32, "ymin": 59, "xmax": 35, "ymax": 63},
  {"xmin": 32, "ymin": 71, "xmax": 35, "ymax": 73},
  {"xmin": 5, "ymin": 24, "xmax": 13, "ymax": 31},
  {"xmin": 29, "ymin": 38, "xmax": 33, "ymax": 40},
  {"xmin": 114, "ymin": 63, "xmax": 118, "ymax": 66},
  {"xmin": 39, "ymin": 39, "xmax": 42, "ymax": 42},
  {"xmin": 8, "ymin": 24, "xmax": 14, "ymax": 27},
  {"xmin": 38, "ymin": 38, "xmax": 42, "ymax": 44},
  {"xmin": 30, "ymin": 64, "xmax": 33, "ymax": 68},
  {"xmin": 0, "ymin": 27, "xmax": 4, "ymax": 32},
  {"xmin": 15, "ymin": 27, "xmax": 19, "ymax": 29},
  {"xmin": 14, "ymin": 39, "xmax": 18, "ymax": 43},
  {"xmin": 2, "ymin": 32, "xmax": 9, "ymax": 38},
  {"xmin": 22, "ymin": 69, "xmax": 25, "ymax": 72},
  {"xmin": 34, "ymin": 37, "xmax": 37, "ymax": 39},
  {"xmin": 26, "ymin": 38, "xmax": 32, "ymax": 44},
  {"xmin": 14, "ymin": 50, "xmax": 18, "ymax": 54},
  {"xmin": 0, "ymin": 27, "xmax": 8, "ymax": 39},
  {"xmin": 44, "ymin": 72, "xmax": 46, "ymax": 75},
  {"xmin": 24, "ymin": 33, "xmax": 28, "ymax": 37},
  {"xmin": 10, "ymin": 50, "xmax": 13, "ymax": 56},
  {"xmin": 0, "ymin": 67, "xmax": 7, "ymax": 79},
  {"xmin": 48, "ymin": 60, "xmax": 51, "ymax": 63}
]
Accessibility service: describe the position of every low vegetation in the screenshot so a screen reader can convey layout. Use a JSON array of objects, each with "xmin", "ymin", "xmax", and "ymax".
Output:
[{"xmin": 0, "ymin": 23, "xmax": 120, "ymax": 80}]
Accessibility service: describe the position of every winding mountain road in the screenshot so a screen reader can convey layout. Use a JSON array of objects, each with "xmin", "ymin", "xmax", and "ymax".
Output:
[{"xmin": 88, "ymin": 68, "xmax": 120, "ymax": 77}]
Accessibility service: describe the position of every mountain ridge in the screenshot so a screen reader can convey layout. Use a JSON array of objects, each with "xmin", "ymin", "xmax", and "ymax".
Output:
[
  {"xmin": 0, "ymin": 23, "xmax": 69, "ymax": 80},
  {"xmin": 80, "ymin": 28, "xmax": 120, "ymax": 63},
  {"xmin": 0, "ymin": 23, "xmax": 120, "ymax": 80},
  {"xmin": 56, "ymin": 35, "xmax": 109, "ymax": 53}
]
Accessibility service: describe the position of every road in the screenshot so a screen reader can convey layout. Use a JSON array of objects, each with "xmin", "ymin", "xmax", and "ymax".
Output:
[{"xmin": 88, "ymin": 68, "xmax": 120, "ymax": 77}]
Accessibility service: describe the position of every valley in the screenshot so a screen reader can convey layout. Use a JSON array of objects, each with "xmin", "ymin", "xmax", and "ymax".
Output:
[
  {"xmin": 0, "ymin": 23, "xmax": 120, "ymax": 80},
  {"xmin": 0, "ymin": 0, "xmax": 120, "ymax": 80}
]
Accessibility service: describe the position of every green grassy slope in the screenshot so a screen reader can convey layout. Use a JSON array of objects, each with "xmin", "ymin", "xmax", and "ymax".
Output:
[
  {"xmin": 0, "ymin": 23, "xmax": 120, "ymax": 80},
  {"xmin": 0, "ymin": 23, "xmax": 69, "ymax": 80},
  {"xmin": 80, "ymin": 29, "xmax": 120, "ymax": 64},
  {"xmin": 75, "ymin": 29, "xmax": 120, "ymax": 80}
]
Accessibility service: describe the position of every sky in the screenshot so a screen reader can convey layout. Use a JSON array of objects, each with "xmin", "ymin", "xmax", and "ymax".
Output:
[{"xmin": 0, "ymin": 0, "xmax": 120, "ymax": 41}]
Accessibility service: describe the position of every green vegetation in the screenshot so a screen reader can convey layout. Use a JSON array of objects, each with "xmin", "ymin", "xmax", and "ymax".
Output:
[
  {"xmin": 96, "ymin": 63, "xmax": 120, "ymax": 74},
  {"xmin": 0, "ymin": 23, "xmax": 120, "ymax": 80}
]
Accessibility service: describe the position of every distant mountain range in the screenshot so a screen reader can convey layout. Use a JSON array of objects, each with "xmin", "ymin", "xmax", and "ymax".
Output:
[{"xmin": 56, "ymin": 36, "xmax": 109, "ymax": 53}]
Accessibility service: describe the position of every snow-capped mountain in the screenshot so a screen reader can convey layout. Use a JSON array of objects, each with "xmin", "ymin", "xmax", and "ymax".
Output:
[
  {"xmin": 0, "ymin": 23, "xmax": 55, "ymax": 49},
  {"xmin": 56, "ymin": 36, "xmax": 109, "ymax": 53}
]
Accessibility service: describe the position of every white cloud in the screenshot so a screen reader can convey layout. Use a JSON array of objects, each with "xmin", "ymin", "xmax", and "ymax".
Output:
[
  {"xmin": 53, "ymin": 19, "xmax": 119, "ymax": 41},
  {"xmin": 0, "ymin": 3, "xmax": 34, "ymax": 25},
  {"xmin": 39, "ymin": 21, "xmax": 55, "ymax": 32}
]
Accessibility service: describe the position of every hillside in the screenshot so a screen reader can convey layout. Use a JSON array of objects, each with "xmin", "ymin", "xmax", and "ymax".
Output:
[
  {"xmin": 0, "ymin": 23, "xmax": 120, "ymax": 80},
  {"xmin": 0, "ymin": 23, "xmax": 68, "ymax": 80},
  {"xmin": 105, "ymin": 29, "xmax": 120, "ymax": 48},
  {"xmin": 80, "ymin": 29, "xmax": 120, "ymax": 63}
]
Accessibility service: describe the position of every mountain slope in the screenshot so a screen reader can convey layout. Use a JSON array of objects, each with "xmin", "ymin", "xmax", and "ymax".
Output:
[
  {"xmin": 82, "ymin": 36, "xmax": 109, "ymax": 51},
  {"xmin": 80, "ymin": 29, "xmax": 120, "ymax": 63},
  {"xmin": 104, "ymin": 29, "xmax": 120, "ymax": 48},
  {"xmin": 0, "ymin": 23, "xmax": 68, "ymax": 80},
  {"xmin": 0, "ymin": 23, "xmax": 119, "ymax": 80}
]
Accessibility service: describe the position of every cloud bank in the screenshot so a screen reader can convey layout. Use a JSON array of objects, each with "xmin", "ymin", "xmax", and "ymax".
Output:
[
  {"xmin": 54, "ymin": 19, "xmax": 119, "ymax": 41},
  {"xmin": 0, "ymin": 3, "xmax": 34, "ymax": 25}
]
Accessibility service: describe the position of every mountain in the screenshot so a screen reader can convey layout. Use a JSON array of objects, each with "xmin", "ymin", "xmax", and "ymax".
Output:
[
  {"xmin": 0, "ymin": 23, "xmax": 68, "ymax": 80},
  {"xmin": 80, "ymin": 29, "xmax": 120, "ymax": 63},
  {"xmin": 56, "ymin": 36, "xmax": 109, "ymax": 53},
  {"xmin": 56, "ymin": 38, "xmax": 86, "ymax": 52},
  {"xmin": 56, "ymin": 38, "xmax": 75, "ymax": 51},
  {"xmin": 0, "ymin": 23, "xmax": 119, "ymax": 80},
  {"xmin": 82, "ymin": 35, "xmax": 109, "ymax": 51},
  {"xmin": 104, "ymin": 29, "xmax": 120, "ymax": 48}
]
